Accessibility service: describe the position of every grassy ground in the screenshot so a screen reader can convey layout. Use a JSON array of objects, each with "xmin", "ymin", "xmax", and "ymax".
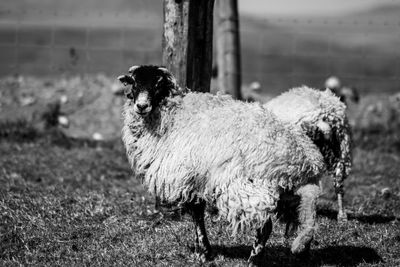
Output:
[{"xmin": 0, "ymin": 128, "xmax": 399, "ymax": 267}]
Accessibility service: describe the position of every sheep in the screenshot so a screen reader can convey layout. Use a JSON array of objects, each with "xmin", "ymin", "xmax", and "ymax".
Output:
[
  {"xmin": 118, "ymin": 65, "xmax": 325, "ymax": 264},
  {"xmin": 241, "ymin": 81, "xmax": 274, "ymax": 103},
  {"xmin": 350, "ymin": 92, "xmax": 400, "ymax": 134},
  {"xmin": 211, "ymin": 79, "xmax": 273, "ymax": 103},
  {"xmin": 264, "ymin": 86, "xmax": 352, "ymax": 222},
  {"xmin": 324, "ymin": 76, "xmax": 360, "ymax": 105}
]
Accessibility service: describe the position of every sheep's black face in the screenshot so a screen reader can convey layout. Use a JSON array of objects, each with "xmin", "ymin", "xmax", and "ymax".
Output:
[{"xmin": 118, "ymin": 65, "xmax": 177, "ymax": 116}]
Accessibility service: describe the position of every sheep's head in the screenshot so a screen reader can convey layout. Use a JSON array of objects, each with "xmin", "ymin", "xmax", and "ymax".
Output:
[
  {"xmin": 118, "ymin": 65, "xmax": 177, "ymax": 116},
  {"xmin": 338, "ymin": 86, "xmax": 359, "ymax": 104}
]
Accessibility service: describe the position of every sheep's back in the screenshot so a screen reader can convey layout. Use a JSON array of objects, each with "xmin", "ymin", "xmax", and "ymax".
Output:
[
  {"xmin": 143, "ymin": 93, "xmax": 324, "ymax": 202},
  {"xmin": 265, "ymin": 86, "xmax": 346, "ymax": 127}
]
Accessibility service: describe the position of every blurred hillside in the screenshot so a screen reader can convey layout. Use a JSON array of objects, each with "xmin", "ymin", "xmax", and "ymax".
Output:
[
  {"xmin": 0, "ymin": 1, "xmax": 399, "ymax": 94},
  {"xmin": 240, "ymin": 4, "xmax": 400, "ymax": 94}
]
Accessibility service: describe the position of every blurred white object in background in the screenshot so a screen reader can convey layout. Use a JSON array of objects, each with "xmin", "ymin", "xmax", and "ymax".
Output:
[
  {"xmin": 381, "ymin": 187, "xmax": 391, "ymax": 199},
  {"xmin": 19, "ymin": 95, "xmax": 36, "ymax": 106},
  {"xmin": 60, "ymin": 95, "xmax": 68, "ymax": 104},
  {"xmin": 241, "ymin": 81, "xmax": 273, "ymax": 103},
  {"xmin": 249, "ymin": 81, "xmax": 261, "ymax": 92},
  {"xmin": 92, "ymin": 132, "xmax": 104, "ymax": 141},
  {"xmin": 325, "ymin": 76, "xmax": 341, "ymax": 90},
  {"xmin": 57, "ymin": 115, "xmax": 70, "ymax": 128}
]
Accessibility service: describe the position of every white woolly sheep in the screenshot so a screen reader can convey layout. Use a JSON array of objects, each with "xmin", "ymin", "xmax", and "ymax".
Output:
[
  {"xmin": 264, "ymin": 86, "xmax": 352, "ymax": 222},
  {"xmin": 118, "ymin": 66, "xmax": 325, "ymax": 264}
]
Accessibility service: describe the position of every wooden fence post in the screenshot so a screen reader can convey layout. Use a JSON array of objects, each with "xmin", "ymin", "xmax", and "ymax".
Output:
[
  {"xmin": 162, "ymin": 0, "xmax": 214, "ymax": 92},
  {"xmin": 216, "ymin": 0, "xmax": 242, "ymax": 99}
]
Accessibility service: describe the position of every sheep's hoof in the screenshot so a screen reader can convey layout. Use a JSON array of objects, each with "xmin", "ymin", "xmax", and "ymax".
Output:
[
  {"xmin": 337, "ymin": 211, "xmax": 348, "ymax": 223},
  {"xmin": 194, "ymin": 249, "xmax": 213, "ymax": 262},
  {"xmin": 293, "ymin": 245, "xmax": 310, "ymax": 261},
  {"xmin": 247, "ymin": 245, "xmax": 265, "ymax": 266},
  {"xmin": 248, "ymin": 260, "xmax": 262, "ymax": 267},
  {"xmin": 248, "ymin": 256, "xmax": 264, "ymax": 267},
  {"xmin": 291, "ymin": 231, "xmax": 313, "ymax": 255}
]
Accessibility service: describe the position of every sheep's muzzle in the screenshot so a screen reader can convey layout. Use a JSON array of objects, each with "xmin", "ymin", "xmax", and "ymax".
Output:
[{"xmin": 134, "ymin": 91, "xmax": 152, "ymax": 116}]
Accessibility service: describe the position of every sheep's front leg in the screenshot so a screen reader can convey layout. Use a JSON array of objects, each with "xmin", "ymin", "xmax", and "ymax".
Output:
[
  {"xmin": 248, "ymin": 217, "xmax": 273, "ymax": 266},
  {"xmin": 187, "ymin": 200, "xmax": 212, "ymax": 261},
  {"xmin": 291, "ymin": 184, "xmax": 320, "ymax": 255}
]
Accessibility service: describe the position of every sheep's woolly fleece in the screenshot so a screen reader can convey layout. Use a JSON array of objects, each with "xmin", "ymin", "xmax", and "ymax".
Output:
[
  {"xmin": 122, "ymin": 92, "xmax": 325, "ymax": 232},
  {"xmin": 264, "ymin": 86, "xmax": 351, "ymax": 188}
]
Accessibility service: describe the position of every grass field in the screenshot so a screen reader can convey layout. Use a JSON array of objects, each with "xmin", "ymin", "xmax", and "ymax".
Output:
[{"xmin": 1, "ymin": 125, "xmax": 399, "ymax": 266}]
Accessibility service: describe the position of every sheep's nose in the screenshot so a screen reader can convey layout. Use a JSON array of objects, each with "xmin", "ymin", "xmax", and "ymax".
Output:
[{"xmin": 136, "ymin": 103, "xmax": 149, "ymax": 111}]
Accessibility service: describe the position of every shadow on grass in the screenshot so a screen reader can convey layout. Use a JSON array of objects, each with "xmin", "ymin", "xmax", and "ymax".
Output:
[
  {"xmin": 214, "ymin": 244, "xmax": 383, "ymax": 267},
  {"xmin": 317, "ymin": 207, "xmax": 397, "ymax": 224}
]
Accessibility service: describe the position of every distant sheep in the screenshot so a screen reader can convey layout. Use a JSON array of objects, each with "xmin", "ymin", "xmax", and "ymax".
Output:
[
  {"xmin": 265, "ymin": 86, "xmax": 351, "ymax": 222},
  {"xmin": 211, "ymin": 80, "xmax": 273, "ymax": 103},
  {"xmin": 241, "ymin": 81, "xmax": 273, "ymax": 103},
  {"xmin": 351, "ymin": 92, "xmax": 400, "ymax": 133},
  {"xmin": 325, "ymin": 76, "xmax": 360, "ymax": 105},
  {"xmin": 118, "ymin": 65, "xmax": 325, "ymax": 263}
]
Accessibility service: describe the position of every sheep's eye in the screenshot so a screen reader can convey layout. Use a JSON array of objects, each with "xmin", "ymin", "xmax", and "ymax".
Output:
[
  {"xmin": 153, "ymin": 88, "xmax": 162, "ymax": 96},
  {"xmin": 125, "ymin": 88, "xmax": 135, "ymax": 99}
]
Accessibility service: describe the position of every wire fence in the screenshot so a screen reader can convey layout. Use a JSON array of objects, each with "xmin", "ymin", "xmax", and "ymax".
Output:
[
  {"xmin": 0, "ymin": 0, "xmax": 163, "ymax": 77},
  {"xmin": 240, "ymin": 14, "xmax": 400, "ymax": 94},
  {"xmin": 0, "ymin": 0, "xmax": 399, "ymax": 94}
]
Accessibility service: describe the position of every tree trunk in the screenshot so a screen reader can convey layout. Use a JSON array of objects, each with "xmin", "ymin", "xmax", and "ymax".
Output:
[
  {"xmin": 162, "ymin": 0, "xmax": 214, "ymax": 93},
  {"xmin": 216, "ymin": 0, "xmax": 242, "ymax": 99}
]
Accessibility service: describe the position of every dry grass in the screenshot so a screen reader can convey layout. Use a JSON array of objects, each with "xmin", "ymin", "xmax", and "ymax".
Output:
[{"xmin": 0, "ymin": 127, "xmax": 399, "ymax": 266}]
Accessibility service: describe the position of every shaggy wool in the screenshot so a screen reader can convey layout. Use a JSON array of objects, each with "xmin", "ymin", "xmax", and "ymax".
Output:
[
  {"xmin": 265, "ymin": 86, "xmax": 352, "ymax": 193},
  {"xmin": 123, "ymin": 91, "xmax": 325, "ymax": 232}
]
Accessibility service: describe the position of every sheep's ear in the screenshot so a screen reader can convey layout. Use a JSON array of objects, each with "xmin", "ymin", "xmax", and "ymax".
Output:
[
  {"xmin": 128, "ymin": 65, "xmax": 140, "ymax": 74},
  {"xmin": 118, "ymin": 75, "xmax": 134, "ymax": 86}
]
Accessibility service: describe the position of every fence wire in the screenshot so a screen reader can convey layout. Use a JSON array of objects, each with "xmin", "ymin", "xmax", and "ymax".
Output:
[{"xmin": 0, "ymin": 0, "xmax": 399, "ymax": 94}]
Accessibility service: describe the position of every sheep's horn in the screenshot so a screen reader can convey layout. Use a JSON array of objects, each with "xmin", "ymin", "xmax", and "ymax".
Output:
[
  {"xmin": 157, "ymin": 67, "xmax": 177, "ymax": 90},
  {"xmin": 128, "ymin": 65, "xmax": 140, "ymax": 74},
  {"xmin": 158, "ymin": 67, "xmax": 170, "ymax": 73}
]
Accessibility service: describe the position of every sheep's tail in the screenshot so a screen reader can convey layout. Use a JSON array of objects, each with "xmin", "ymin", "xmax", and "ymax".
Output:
[
  {"xmin": 215, "ymin": 180, "xmax": 279, "ymax": 235},
  {"xmin": 333, "ymin": 118, "xmax": 352, "ymax": 195}
]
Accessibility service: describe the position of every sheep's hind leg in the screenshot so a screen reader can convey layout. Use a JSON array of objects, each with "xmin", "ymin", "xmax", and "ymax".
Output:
[
  {"xmin": 248, "ymin": 217, "xmax": 273, "ymax": 266},
  {"xmin": 335, "ymin": 174, "xmax": 348, "ymax": 222},
  {"xmin": 187, "ymin": 199, "xmax": 212, "ymax": 262},
  {"xmin": 337, "ymin": 192, "xmax": 347, "ymax": 222},
  {"xmin": 291, "ymin": 184, "xmax": 320, "ymax": 256}
]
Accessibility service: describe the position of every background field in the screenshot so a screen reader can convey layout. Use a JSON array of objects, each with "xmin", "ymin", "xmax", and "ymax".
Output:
[{"xmin": 1, "ymin": 0, "xmax": 400, "ymax": 94}]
